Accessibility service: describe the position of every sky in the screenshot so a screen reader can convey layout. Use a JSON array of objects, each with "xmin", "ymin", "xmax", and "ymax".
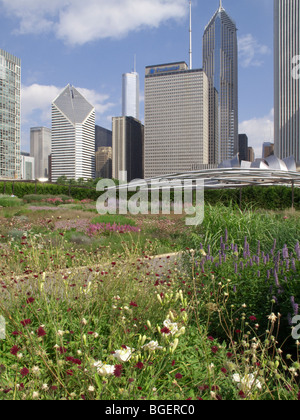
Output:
[{"xmin": 0, "ymin": 0, "xmax": 275, "ymax": 158}]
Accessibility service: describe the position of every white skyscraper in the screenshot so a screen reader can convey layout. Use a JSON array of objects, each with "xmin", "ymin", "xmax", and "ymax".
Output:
[
  {"xmin": 51, "ymin": 85, "xmax": 95, "ymax": 182},
  {"xmin": 0, "ymin": 49, "xmax": 21, "ymax": 179},
  {"xmin": 122, "ymin": 71, "xmax": 140, "ymax": 120},
  {"xmin": 274, "ymin": 0, "xmax": 300, "ymax": 162}
]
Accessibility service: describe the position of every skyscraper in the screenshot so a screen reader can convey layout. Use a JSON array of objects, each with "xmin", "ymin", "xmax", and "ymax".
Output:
[
  {"xmin": 274, "ymin": 0, "xmax": 300, "ymax": 162},
  {"xmin": 112, "ymin": 116, "xmax": 144, "ymax": 182},
  {"xmin": 122, "ymin": 71, "xmax": 140, "ymax": 120},
  {"xmin": 30, "ymin": 127, "xmax": 52, "ymax": 180},
  {"xmin": 0, "ymin": 49, "xmax": 21, "ymax": 179},
  {"xmin": 144, "ymin": 62, "xmax": 209, "ymax": 178},
  {"xmin": 51, "ymin": 84, "xmax": 95, "ymax": 182},
  {"xmin": 203, "ymin": 1, "xmax": 238, "ymax": 164}
]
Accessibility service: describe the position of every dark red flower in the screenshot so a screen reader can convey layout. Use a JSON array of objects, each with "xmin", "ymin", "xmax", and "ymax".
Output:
[
  {"xmin": 26, "ymin": 297, "xmax": 35, "ymax": 304},
  {"xmin": 239, "ymin": 391, "xmax": 246, "ymax": 399},
  {"xmin": 20, "ymin": 319, "xmax": 31, "ymax": 327},
  {"xmin": 207, "ymin": 336, "xmax": 214, "ymax": 341},
  {"xmin": 114, "ymin": 365, "xmax": 123, "ymax": 377},
  {"xmin": 175, "ymin": 373, "xmax": 183, "ymax": 379},
  {"xmin": 249, "ymin": 316, "xmax": 257, "ymax": 322},
  {"xmin": 66, "ymin": 370, "xmax": 73, "ymax": 376},
  {"xmin": 221, "ymin": 368, "xmax": 227, "ymax": 374},
  {"xmin": 12, "ymin": 331, "xmax": 22, "ymax": 336},
  {"xmin": 37, "ymin": 327, "xmax": 46, "ymax": 337},
  {"xmin": 130, "ymin": 301, "xmax": 138, "ymax": 307},
  {"xmin": 227, "ymin": 352, "xmax": 233, "ymax": 358},
  {"xmin": 161, "ymin": 327, "xmax": 171, "ymax": 334},
  {"xmin": 10, "ymin": 345, "xmax": 20, "ymax": 356},
  {"xmin": 134, "ymin": 362, "xmax": 144, "ymax": 369},
  {"xmin": 211, "ymin": 346, "xmax": 219, "ymax": 354},
  {"xmin": 20, "ymin": 368, "xmax": 29, "ymax": 377}
]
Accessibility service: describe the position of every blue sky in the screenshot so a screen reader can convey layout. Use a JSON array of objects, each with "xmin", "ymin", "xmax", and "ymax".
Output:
[{"xmin": 0, "ymin": 0, "xmax": 274, "ymax": 158}]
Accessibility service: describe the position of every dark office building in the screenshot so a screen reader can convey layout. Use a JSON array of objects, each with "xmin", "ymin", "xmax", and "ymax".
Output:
[
  {"xmin": 239, "ymin": 134, "xmax": 249, "ymax": 162},
  {"xmin": 95, "ymin": 125, "xmax": 112, "ymax": 151},
  {"xmin": 112, "ymin": 116, "xmax": 144, "ymax": 182}
]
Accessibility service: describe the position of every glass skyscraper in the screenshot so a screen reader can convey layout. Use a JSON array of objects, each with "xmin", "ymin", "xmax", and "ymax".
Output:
[
  {"xmin": 274, "ymin": 0, "xmax": 300, "ymax": 162},
  {"xmin": 202, "ymin": 1, "xmax": 238, "ymax": 164},
  {"xmin": 122, "ymin": 72, "xmax": 140, "ymax": 120},
  {"xmin": 0, "ymin": 49, "xmax": 21, "ymax": 179}
]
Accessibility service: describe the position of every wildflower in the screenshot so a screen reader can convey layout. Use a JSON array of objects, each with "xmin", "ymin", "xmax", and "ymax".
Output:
[
  {"xmin": 32, "ymin": 392, "xmax": 39, "ymax": 399},
  {"xmin": 32, "ymin": 366, "xmax": 40, "ymax": 376},
  {"xmin": 20, "ymin": 368, "xmax": 29, "ymax": 377},
  {"xmin": 66, "ymin": 370, "xmax": 73, "ymax": 376},
  {"xmin": 129, "ymin": 301, "xmax": 138, "ymax": 307},
  {"xmin": 88, "ymin": 386, "xmax": 95, "ymax": 392},
  {"xmin": 37, "ymin": 327, "xmax": 46, "ymax": 337},
  {"xmin": 26, "ymin": 297, "xmax": 35, "ymax": 304},
  {"xmin": 21, "ymin": 319, "xmax": 31, "ymax": 327},
  {"xmin": 268, "ymin": 313, "xmax": 277, "ymax": 323},
  {"xmin": 134, "ymin": 362, "xmax": 144, "ymax": 369},
  {"xmin": 249, "ymin": 316, "xmax": 257, "ymax": 322},
  {"xmin": 113, "ymin": 347, "xmax": 134, "ymax": 362},
  {"xmin": 211, "ymin": 346, "xmax": 219, "ymax": 354},
  {"xmin": 232, "ymin": 373, "xmax": 262, "ymax": 392},
  {"xmin": 42, "ymin": 384, "xmax": 49, "ymax": 391},
  {"xmin": 175, "ymin": 373, "xmax": 183, "ymax": 379},
  {"xmin": 142, "ymin": 341, "xmax": 163, "ymax": 351},
  {"xmin": 114, "ymin": 365, "xmax": 123, "ymax": 377},
  {"xmin": 94, "ymin": 361, "xmax": 115, "ymax": 376},
  {"xmin": 10, "ymin": 345, "xmax": 20, "ymax": 356},
  {"xmin": 81, "ymin": 318, "xmax": 88, "ymax": 326},
  {"xmin": 163, "ymin": 319, "xmax": 179, "ymax": 335},
  {"xmin": 57, "ymin": 330, "xmax": 65, "ymax": 337}
]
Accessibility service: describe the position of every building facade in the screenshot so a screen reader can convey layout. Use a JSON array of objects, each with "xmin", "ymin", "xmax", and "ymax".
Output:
[
  {"xmin": 203, "ymin": 1, "xmax": 238, "ymax": 164},
  {"xmin": 144, "ymin": 62, "xmax": 209, "ymax": 178},
  {"xmin": 95, "ymin": 146, "xmax": 112, "ymax": 179},
  {"xmin": 21, "ymin": 152, "xmax": 35, "ymax": 181},
  {"xmin": 95, "ymin": 125, "xmax": 112, "ymax": 150},
  {"xmin": 112, "ymin": 116, "xmax": 144, "ymax": 182},
  {"xmin": 0, "ymin": 49, "xmax": 21, "ymax": 179},
  {"xmin": 30, "ymin": 127, "xmax": 52, "ymax": 180},
  {"xmin": 262, "ymin": 142, "xmax": 275, "ymax": 159},
  {"xmin": 122, "ymin": 72, "xmax": 140, "ymax": 120},
  {"xmin": 274, "ymin": 0, "xmax": 300, "ymax": 162},
  {"xmin": 51, "ymin": 85, "xmax": 95, "ymax": 182},
  {"xmin": 238, "ymin": 134, "xmax": 248, "ymax": 162}
]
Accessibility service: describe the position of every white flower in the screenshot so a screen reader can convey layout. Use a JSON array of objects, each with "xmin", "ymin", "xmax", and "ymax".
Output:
[
  {"xmin": 268, "ymin": 313, "xmax": 277, "ymax": 323},
  {"xmin": 232, "ymin": 373, "xmax": 262, "ymax": 392},
  {"xmin": 113, "ymin": 347, "xmax": 134, "ymax": 362},
  {"xmin": 57, "ymin": 330, "xmax": 65, "ymax": 337},
  {"xmin": 32, "ymin": 366, "xmax": 40, "ymax": 376},
  {"xmin": 94, "ymin": 361, "xmax": 115, "ymax": 376},
  {"xmin": 163, "ymin": 319, "xmax": 179, "ymax": 335},
  {"xmin": 32, "ymin": 392, "xmax": 39, "ymax": 399},
  {"xmin": 42, "ymin": 384, "xmax": 49, "ymax": 391},
  {"xmin": 88, "ymin": 386, "xmax": 95, "ymax": 392},
  {"xmin": 142, "ymin": 341, "xmax": 163, "ymax": 351},
  {"xmin": 81, "ymin": 318, "xmax": 88, "ymax": 326}
]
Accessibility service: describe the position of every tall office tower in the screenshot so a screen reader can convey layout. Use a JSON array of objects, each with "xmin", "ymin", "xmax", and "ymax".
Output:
[
  {"xmin": 144, "ymin": 62, "xmax": 209, "ymax": 178},
  {"xmin": 274, "ymin": 0, "xmax": 300, "ymax": 162},
  {"xmin": 248, "ymin": 147, "xmax": 255, "ymax": 163},
  {"xmin": 112, "ymin": 116, "xmax": 144, "ymax": 182},
  {"xmin": 122, "ymin": 71, "xmax": 140, "ymax": 120},
  {"xmin": 21, "ymin": 152, "xmax": 35, "ymax": 181},
  {"xmin": 203, "ymin": 1, "xmax": 238, "ymax": 164},
  {"xmin": 0, "ymin": 49, "xmax": 21, "ymax": 179},
  {"xmin": 238, "ymin": 134, "xmax": 249, "ymax": 162},
  {"xmin": 30, "ymin": 127, "xmax": 52, "ymax": 180},
  {"xmin": 51, "ymin": 84, "xmax": 95, "ymax": 182}
]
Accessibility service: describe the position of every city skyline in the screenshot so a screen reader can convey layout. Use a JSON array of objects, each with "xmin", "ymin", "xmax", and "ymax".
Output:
[{"xmin": 0, "ymin": 0, "xmax": 274, "ymax": 159}]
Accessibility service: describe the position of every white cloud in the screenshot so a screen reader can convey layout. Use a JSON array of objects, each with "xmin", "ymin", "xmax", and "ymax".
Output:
[
  {"xmin": 1, "ymin": 0, "xmax": 187, "ymax": 45},
  {"xmin": 239, "ymin": 109, "xmax": 274, "ymax": 158},
  {"xmin": 238, "ymin": 34, "xmax": 271, "ymax": 68}
]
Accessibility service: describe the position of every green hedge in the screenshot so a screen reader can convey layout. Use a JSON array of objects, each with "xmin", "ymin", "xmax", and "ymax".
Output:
[{"xmin": 0, "ymin": 182, "xmax": 299, "ymax": 210}]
